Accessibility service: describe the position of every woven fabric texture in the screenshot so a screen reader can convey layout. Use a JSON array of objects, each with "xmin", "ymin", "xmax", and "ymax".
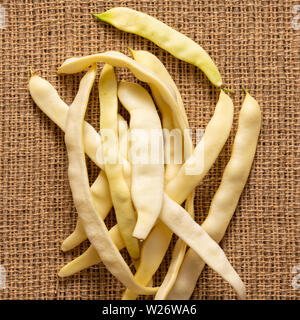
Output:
[{"xmin": 0, "ymin": 0, "xmax": 299, "ymax": 300}]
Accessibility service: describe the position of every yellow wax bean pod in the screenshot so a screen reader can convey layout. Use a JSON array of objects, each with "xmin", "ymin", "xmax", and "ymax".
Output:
[
  {"xmin": 94, "ymin": 7, "xmax": 222, "ymax": 87},
  {"xmin": 159, "ymin": 194, "xmax": 246, "ymax": 299},
  {"xmin": 28, "ymin": 74, "xmax": 127, "ymax": 270},
  {"xmin": 118, "ymin": 81, "xmax": 164, "ymax": 240},
  {"xmin": 129, "ymin": 49, "xmax": 192, "ymax": 168},
  {"xmin": 167, "ymin": 91, "xmax": 261, "ymax": 300},
  {"xmin": 28, "ymin": 75, "xmax": 132, "ymax": 252},
  {"xmin": 29, "ymin": 74, "xmax": 104, "ymax": 169},
  {"xmin": 128, "ymin": 52, "xmax": 195, "ymax": 299},
  {"xmin": 129, "ymin": 51, "xmax": 195, "ymax": 298},
  {"xmin": 129, "ymin": 49, "xmax": 188, "ymax": 128},
  {"xmin": 29, "ymin": 74, "xmax": 112, "ymax": 251},
  {"xmin": 58, "ymin": 225, "xmax": 124, "ymax": 277},
  {"xmin": 59, "ymin": 115, "xmax": 131, "ymax": 277},
  {"xmin": 122, "ymin": 90, "xmax": 234, "ymax": 300},
  {"xmin": 64, "ymin": 65, "xmax": 156, "ymax": 295},
  {"xmin": 166, "ymin": 90, "xmax": 234, "ymax": 205},
  {"xmin": 99, "ymin": 64, "xmax": 140, "ymax": 260},
  {"xmin": 61, "ymin": 170, "xmax": 112, "ymax": 251},
  {"xmin": 57, "ymin": 51, "xmax": 190, "ymax": 139},
  {"xmin": 122, "ymin": 221, "xmax": 172, "ymax": 300},
  {"xmin": 154, "ymin": 193, "xmax": 194, "ymax": 300}
]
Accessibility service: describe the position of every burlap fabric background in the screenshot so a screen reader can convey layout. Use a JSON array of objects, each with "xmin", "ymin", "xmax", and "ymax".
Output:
[{"xmin": 0, "ymin": 0, "xmax": 299, "ymax": 300}]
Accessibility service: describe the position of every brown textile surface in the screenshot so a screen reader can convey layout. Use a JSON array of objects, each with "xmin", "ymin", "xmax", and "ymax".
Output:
[{"xmin": 0, "ymin": 0, "xmax": 299, "ymax": 300}]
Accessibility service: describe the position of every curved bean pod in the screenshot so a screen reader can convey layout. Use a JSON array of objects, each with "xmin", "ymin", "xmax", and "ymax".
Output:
[
  {"xmin": 167, "ymin": 91, "xmax": 261, "ymax": 299},
  {"xmin": 99, "ymin": 64, "xmax": 140, "ymax": 259},
  {"xmin": 64, "ymin": 65, "xmax": 156, "ymax": 295},
  {"xmin": 118, "ymin": 81, "xmax": 164, "ymax": 240},
  {"xmin": 122, "ymin": 90, "xmax": 235, "ymax": 299},
  {"xmin": 129, "ymin": 49, "xmax": 185, "ymax": 182},
  {"xmin": 57, "ymin": 51, "xmax": 191, "ymax": 139},
  {"xmin": 154, "ymin": 194, "xmax": 194, "ymax": 299},
  {"xmin": 58, "ymin": 116, "xmax": 130, "ymax": 277},
  {"xmin": 123, "ymin": 49, "xmax": 194, "ymax": 299},
  {"xmin": 94, "ymin": 7, "xmax": 222, "ymax": 87}
]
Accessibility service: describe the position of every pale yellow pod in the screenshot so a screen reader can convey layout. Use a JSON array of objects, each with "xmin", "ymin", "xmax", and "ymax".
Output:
[
  {"xmin": 123, "ymin": 91, "xmax": 235, "ymax": 300},
  {"xmin": 160, "ymin": 194, "xmax": 246, "ymax": 299},
  {"xmin": 58, "ymin": 225, "xmax": 124, "ymax": 277},
  {"xmin": 94, "ymin": 7, "xmax": 222, "ymax": 87},
  {"xmin": 166, "ymin": 90, "xmax": 234, "ymax": 204},
  {"xmin": 63, "ymin": 65, "xmax": 156, "ymax": 295},
  {"xmin": 57, "ymin": 51, "xmax": 193, "ymax": 139},
  {"xmin": 118, "ymin": 81, "xmax": 164, "ymax": 240},
  {"xmin": 125, "ymin": 50, "xmax": 194, "ymax": 300},
  {"xmin": 167, "ymin": 91, "xmax": 261, "ymax": 300},
  {"xmin": 154, "ymin": 193, "xmax": 194, "ymax": 300},
  {"xmin": 61, "ymin": 170, "xmax": 112, "ymax": 251},
  {"xmin": 58, "ymin": 115, "xmax": 131, "ymax": 278},
  {"xmin": 99, "ymin": 64, "xmax": 140, "ymax": 260}
]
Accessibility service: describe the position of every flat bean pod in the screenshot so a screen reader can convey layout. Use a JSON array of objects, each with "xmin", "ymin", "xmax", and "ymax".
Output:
[
  {"xmin": 94, "ymin": 7, "xmax": 222, "ymax": 87},
  {"xmin": 99, "ymin": 64, "xmax": 140, "ymax": 259},
  {"xmin": 63, "ymin": 65, "xmax": 156, "ymax": 295},
  {"xmin": 123, "ymin": 90, "xmax": 235, "ymax": 299},
  {"xmin": 118, "ymin": 81, "xmax": 164, "ymax": 240},
  {"xmin": 167, "ymin": 91, "xmax": 261, "ymax": 299},
  {"xmin": 124, "ymin": 50, "xmax": 195, "ymax": 299},
  {"xmin": 57, "ymin": 51, "xmax": 190, "ymax": 139},
  {"xmin": 154, "ymin": 194, "xmax": 194, "ymax": 299},
  {"xmin": 129, "ymin": 49, "xmax": 186, "ymax": 181},
  {"xmin": 160, "ymin": 194, "xmax": 246, "ymax": 299},
  {"xmin": 58, "ymin": 116, "xmax": 130, "ymax": 277}
]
